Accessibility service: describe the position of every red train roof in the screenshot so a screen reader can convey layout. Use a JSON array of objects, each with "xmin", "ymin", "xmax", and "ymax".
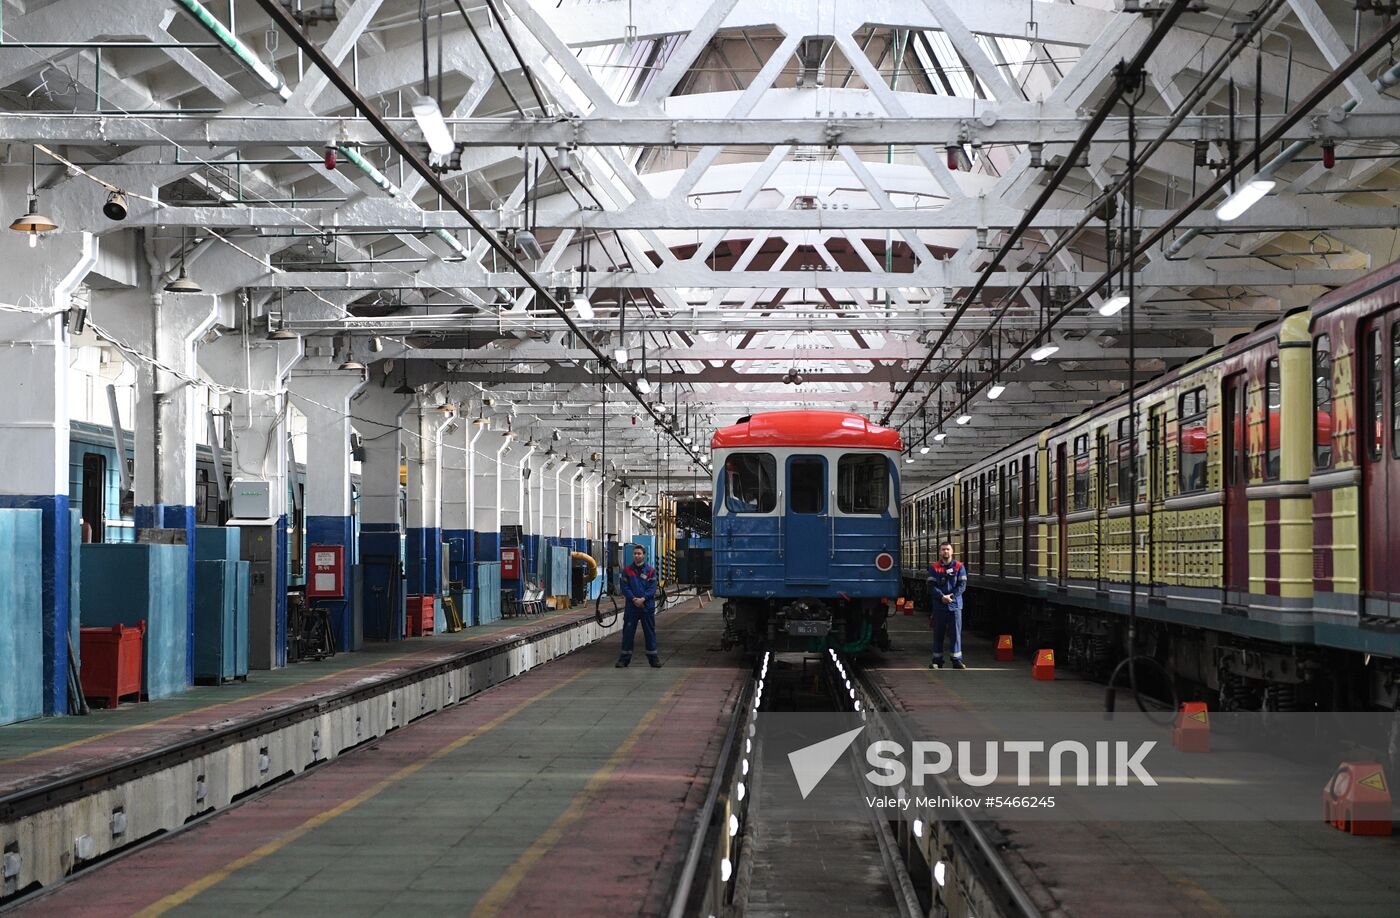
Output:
[{"xmin": 710, "ymin": 411, "xmax": 904, "ymax": 452}]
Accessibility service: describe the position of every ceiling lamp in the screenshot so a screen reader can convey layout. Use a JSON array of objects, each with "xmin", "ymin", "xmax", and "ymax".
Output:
[
  {"xmin": 10, "ymin": 146, "xmax": 57, "ymax": 248},
  {"xmin": 410, "ymin": 95, "xmax": 455, "ymax": 157},
  {"xmin": 1215, "ymin": 176, "xmax": 1275, "ymax": 222},
  {"xmin": 1030, "ymin": 342, "xmax": 1059, "ymax": 362},
  {"xmin": 933, "ymin": 431, "xmax": 947, "ymax": 442},
  {"xmin": 1098, "ymin": 293, "xmax": 1129, "ymax": 317},
  {"xmin": 339, "ymin": 353, "xmax": 365, "ymax": 371},
  {"xmin": 919, "ymin": 445, "xmax": 931, "ymax": 455},
  {"xmin": 267, "ymin": 325, "xmax": 298, "ymax": 341},
  {"xmin": 637, "ymin": 375, "xmax": 652, "ymax": 394},
  {"xmin": 573, "ymin": 292, "xmax": 594, "ymax": 321},
  {"xmin": 613, "ymin": 346, "xmax": 630, "ymax": 366},
  {"xmin": 987, "ymin": 383, "xmax": 1006, "ymax": 400},
  {"xmin": 164, "ymin": 227, "xmax": 202, "ymax": 293},
  {"xmin": 956, "ymin": 413, "xmax": 972, "ymax": 425},
  {"xmin": 905, "ymin": 454, "xmax": 915, "ymax": 464}
]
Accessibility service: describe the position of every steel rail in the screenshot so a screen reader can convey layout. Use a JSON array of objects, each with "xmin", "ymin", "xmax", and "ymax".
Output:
[
  {"xmin": 879, "ymin": 0, "xmax": 1193, "ymax": 427},
  {"xmin": 249, "ymin": 0, "xmax": 704, "ymax": 466},
  {"xmin": 925, "ymin": 13, "xmax": 1400, "ymax": 435}
]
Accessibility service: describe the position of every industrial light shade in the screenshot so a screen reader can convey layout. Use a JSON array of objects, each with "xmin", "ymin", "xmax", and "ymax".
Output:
[
  {"xmin": 267, "ymin": 326, "xmax": 298, "ymax": 341},
  {"xmin": 637, "ymin": 375, "xmax": 653, "ymax": 394},
  {"xmin": 410, "ymin": 95, "xmax": 455, "ymax": 157},
  {"xmin": 10, "ymin": 199, "xmax": 57, "ymax": 243},
  {"xmin": 102, "ymin": 190, "xmax": 129, "ymax": 221},
  {"xmin": 919, "ymin": 445, "xmax": 931, "ymax": 454},
  {"xmin": 613, "ymin": 347, "xmax": 630, "ymax": 366},
  {"xmin": 987, "ymin": 383, "xmax": 1007, "ymax": 400},
  {"xmin": 1098, "ymin": 293, "xmax": 1129, "ymax": 317},
  {"xmin": 956, "ymin": 414, "xmax": 972, "ymax": 425},
  {"xmin": 1030, "ymin": 343, "xmax": 1059, "ymax": 362},
  {"xmin": 933, "ymin": 431, "xmax": 947, "ymax": 442},
  {"xmin": 437, "ymin": 402, "xmax": 456, "ymax": 414},
  {"xmin": 572, "ymin": 293, "xmax": 594, "ymax": 320},
  {"xmin": 1215, "ymin": 177, "xmax": 1275, "ymax": 222},
  {"xmin": 339, "ymin": 354, "xmax": 365, "ymax": 371},
  {"xmin": 905, "ymin": 455, "xmax": 915, "ymax": 464},
  {"xmin": 163, "ymin": 267, "xmax": 202, "ymax": 294}
]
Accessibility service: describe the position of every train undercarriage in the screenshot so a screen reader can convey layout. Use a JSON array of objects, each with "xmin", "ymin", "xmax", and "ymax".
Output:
[
  {"xmin": 899, "ymin": 577, "xmax": 1400, "ymax": 712},
  {"xmin": 720, "ymin": 595, "xmax": 891, "ymax": 654}
]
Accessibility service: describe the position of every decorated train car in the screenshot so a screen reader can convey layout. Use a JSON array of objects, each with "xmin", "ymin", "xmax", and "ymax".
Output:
[
  {"xmin": 713, "ymin": 411, "xmax": 901, "ymax": 651},
  {"xmin": 901, "ymin": 259, "xmax": 1400, "ymax": 711}
]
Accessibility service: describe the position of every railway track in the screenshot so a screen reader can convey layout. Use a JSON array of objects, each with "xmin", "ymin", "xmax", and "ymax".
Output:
[{"xmin": 672, "ymin": 650, "xmax": 1040, "ymax": 918}]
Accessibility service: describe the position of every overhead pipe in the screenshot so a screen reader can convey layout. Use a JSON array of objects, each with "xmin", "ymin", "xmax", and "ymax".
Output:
[
  {"xmin": 173, "ymin": 0, "xmax": 292, "ymax": 100},
  {"xmin": 927, "ymin": 16, "xmax": 1400, "ymax": 437},
  {"xmin": 892, "ymin": 0, "xmax": 1289, "ymax": 435},
  {"xmin": 1165, "ymin": 51, "xmax": 1400, "ymax": 256},
  {"xmin": 880, "ymin": 0, "xmax": 1193, "ymax": 427},
  {"xmin": 252, "ymin": 0, "xmax": 704, "ymax": 468}
]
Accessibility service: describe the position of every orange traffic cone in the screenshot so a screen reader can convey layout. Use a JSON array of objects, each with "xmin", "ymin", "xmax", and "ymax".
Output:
[{"xmin": 1032, "ymin": 649, "xmax": 1055, "ymax": 680}]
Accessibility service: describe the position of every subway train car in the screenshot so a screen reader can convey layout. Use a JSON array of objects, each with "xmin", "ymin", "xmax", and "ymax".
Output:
[
  {"xmin": 902, "ymin": 261, "xmax": 1400, "ymax": 711},
  {"xmin": 713, "ymin": 410, "xmax": 902, "ymax": 652}
]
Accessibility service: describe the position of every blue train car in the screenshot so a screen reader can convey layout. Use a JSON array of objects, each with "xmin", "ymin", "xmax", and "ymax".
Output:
[{"xmin": 712, "ymin": 411, "xmax": 902, "ymax": 652}]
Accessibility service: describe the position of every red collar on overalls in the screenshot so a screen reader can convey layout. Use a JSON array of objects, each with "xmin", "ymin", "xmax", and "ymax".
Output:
[{"xmin": 933, "ymin": 561, "xmax": 961, "ymax": 574}]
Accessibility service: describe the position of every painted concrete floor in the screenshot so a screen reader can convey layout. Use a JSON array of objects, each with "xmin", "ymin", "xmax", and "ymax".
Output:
[
  {"xmin": 874, "ymin": 613, "xmax": 1400, "ymax": 917},
  {"xmin": 17, "ymin": 601, "xmax": 745, "ymax": 917}
]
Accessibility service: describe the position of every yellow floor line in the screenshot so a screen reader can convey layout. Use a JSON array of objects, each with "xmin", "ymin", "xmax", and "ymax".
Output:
[
  {"xmin": 135, "ymin": 666, "xmax": 593, "ymax": 917},
  {"xmin": 471, "ymin": 675, "xmax": 689, "ymax": 918}
]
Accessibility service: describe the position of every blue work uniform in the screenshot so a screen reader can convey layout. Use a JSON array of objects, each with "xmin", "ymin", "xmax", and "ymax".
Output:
[
  {"xmin": 619, "ymin": 562, "xmax": 659, "ymax": 662},
  {"xmin": 928, "ymin": 559, "xmax": 968, "ymax": 663}
]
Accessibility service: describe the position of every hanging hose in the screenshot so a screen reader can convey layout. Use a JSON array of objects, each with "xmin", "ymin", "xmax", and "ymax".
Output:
[
  {"xmin": 1105, "ymin": 654, "xmax": 1179, "ymax": 725},
  {"xmin": 807, "ymin": 620, "xmax": 874, "ymax": 655}
]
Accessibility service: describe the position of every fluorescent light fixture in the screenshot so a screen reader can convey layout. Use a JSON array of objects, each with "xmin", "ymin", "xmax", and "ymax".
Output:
[
  {"xmin": 1098, "ymin": 293, "xmax": 1129, "ymax": 317},
  {"xmin": 1030, "ymin": 343, "xmax": 1059, "ymax": 361},
  {"xmin": 613, "ymin": 347, "xmax": 630, "ymax": 365},
  {"xmin": 1215, "ymin": 177, "xmax": 1275, "ymax": 222},
  {"xmin": 933, "ymin": 431, "xmax": 947, "ymax": 442},
  {"xmin": 515, "ymin": 230, "xmax": 545, "ymax": 261},
  {"xmin": 987, "ymin": 383, "xmax": 1006, "ymax": 400},
  {"xmin": 175, "ymin": 0, "xmax": 291, "ymax": 100},
  {"xmin": 411, "ymin": 95, "xmax": 455, "ymax": 157},
  {"xmin": 956, "ymin": 414, "xmax": 972, "ymax": 425},
  {"xmin": 919, "ymin": 445, "xmax": 930, "ymax": 454},
  {"xmin": 905, "ymin": 455, "xmax": 915, "ymax": 463},
  {"xmin": 572, "ymin": 293, "xmax": 594, "ymax": 320},
  {"xmin": 636, "ymin": 376, "xmax": 652, "ymax": 394}
]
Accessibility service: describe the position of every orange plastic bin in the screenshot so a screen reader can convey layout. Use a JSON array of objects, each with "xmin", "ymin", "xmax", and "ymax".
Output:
[
  {"xmin": 79, "ymin": 622, "xmax": 145, "ymax": 709},
  {"xmin": 406, "ymin": 595, "xmax": 436, "ymax": 637}
]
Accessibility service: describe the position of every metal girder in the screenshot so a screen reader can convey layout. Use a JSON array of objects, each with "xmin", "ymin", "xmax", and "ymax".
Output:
[
  {"xmin": 132, "ymin": 197, "xmax": 1400, "ymax": 233},
  {"xmin": 7, "ymin": 111, "xmax": 1400, "ymax": 146}
]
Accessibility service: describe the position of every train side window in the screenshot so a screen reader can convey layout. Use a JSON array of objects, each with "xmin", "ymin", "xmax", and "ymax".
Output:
[
  {"xmin": 1314, "ymin": 335, "xmax": 1333, "ymax": 469},
  {"xmin": 1393, "ymin": 324, "xmax": 1400, "ymax": 459},
  {"xmin": 1006, "ymin": 461, "xmax": 1021, "ymax": 518},
  {"xmin": 987, "ymin": 468, "xmax": 999, "ymax": 523},
  {"xmin": 1179, "ymin": 387, "xmax": 1208, "ymax": 493},
  {"xmin": 725, "ymin": 453, "xmax": 777, "ymax": 513},
  {"xmin": 1072, "ymin": 434, "xmax": 1089, "ymax": 511},
  {"xmin": 1264, "ymin": 357, "xmax": 1281, "ymax": 480},
  {"xmin": 1367, "ymin": 327, "xmax": 1384, "ymax": 461},
  {"xmin": 837, "ymin": 454, "xmax": 889, "ymax": 514}
]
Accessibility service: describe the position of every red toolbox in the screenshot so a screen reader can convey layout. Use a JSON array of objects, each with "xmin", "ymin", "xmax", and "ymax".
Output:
[
  {"xmin": 80, "ymin": 622, "xmax": 145, "ymax": 709},
  {"xmin": 406, "ymin": 595, "xmax": 436, "ymax": 637}
]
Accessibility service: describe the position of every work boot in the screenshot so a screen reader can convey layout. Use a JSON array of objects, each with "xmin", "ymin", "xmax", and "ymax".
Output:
[
  {"xmin": 951, "ymin": 658, "xmax": 966, "ymax": 670},
  {"xmin": 616, "ymin": 657, "xmax": 630, "ymax": 668},
  {"xmin": 648, "ymin": 656, "xmax": 663, "ymax": 668}
]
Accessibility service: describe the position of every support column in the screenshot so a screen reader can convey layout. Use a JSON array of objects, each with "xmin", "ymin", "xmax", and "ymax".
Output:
[
  {"xmin": 462, "ymin": 420, "xmax": 488, "ymax": 598},
  {"xmin": 405, "ymin": 402, "xmax": 452, "ymax": 627},
  {"xmin": 477, "ymin": 431, "xmax": 509, "ymax": 574},
  {"xmin": 201, "ymin": 335, "xmax": 303, "ymax": 668},
  {"xmin": 0, "ymin": 229, "xmax": 96, "ymax": 716},
  {"xmin": 569, "ymin": 466, "xmax": 585, "ymax": 551},
  {"xmin": 287, "ymin": 358, "xmax": 366, "ymax": 652},
  {"xmin": 441, "ymin": 418, "xmax": 469, "ymax": 594},
  {"xmin": 352, "ymin": 388, "xmax": 413, "ymax": 641}
]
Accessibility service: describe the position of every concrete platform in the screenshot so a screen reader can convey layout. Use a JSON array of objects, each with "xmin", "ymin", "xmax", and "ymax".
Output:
[
  {"xmin": 0, "ymin": 606, "xmax": 602, "ymax": 796},
  {"xmin": 869, "ymin": 612, "xmax": 1400, "ymax": 917},
  {"xmin": 12, "ymin": 600, "xmax": 744, "ymax": 916}
]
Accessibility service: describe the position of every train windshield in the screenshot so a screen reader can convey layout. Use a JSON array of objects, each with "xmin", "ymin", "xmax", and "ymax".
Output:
[
  {"xmin": 724, "ymin": 453, "xmax": 777, "ymax": 513},
  {"xmin": 837, "ymin": 453, "xmax": 891, "ymax": 514}
]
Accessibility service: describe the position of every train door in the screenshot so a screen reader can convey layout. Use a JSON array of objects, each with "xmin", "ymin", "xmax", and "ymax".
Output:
[
  {"xmin": 1055, "ymin": 442, "xmax": 1068, "ymax": 586},
  {"xmin": 1148, "ymin": 404, "xmax": 1166, "ymax": 602},
  {"xmin": 81, "ymin": 453, "xmax": 106, "ymax": 543},
  {"xmin": 1095, "ymin": 427, "xmax": 1109, "ymax": 590},
  {"xmin": 784, "ymin": 455, "xmax": 829, "ymax": 586},
  {"xmin": 1360, "ymin": 312, "xmax": 1399, "ymax": 617},
  {"xmin": 1223, "ymin": 372, "xmax": 1250, "ymax": 604},
  {"xmin": 1020, "ymin": 455, "xmax": 1031, "ymax": 578}
]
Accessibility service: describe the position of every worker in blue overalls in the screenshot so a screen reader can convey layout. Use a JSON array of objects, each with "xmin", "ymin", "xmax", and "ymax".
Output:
[
  {"xmin": 928, "ymin": 541, "xmax": 968, "ymax": 670},
  {"xmin": 617, "ymin": 544, "xmax": 662, "ymax": 668}
]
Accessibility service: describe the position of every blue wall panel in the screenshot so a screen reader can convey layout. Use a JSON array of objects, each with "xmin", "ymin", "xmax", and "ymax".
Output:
[
  {"xmin": 0, "ymin": 509, "xmax": 44, "ymax": 725},
  {"xmin": 0, "ymin": 494, "xmax": 72, "ymax": 715},
  {"xmin": 80, "ymin": 543, "xmax": 189, "ymax": 699},
  {"xmin": 475, "ymin": 562, "xmax": 501, "ymax": 625}
]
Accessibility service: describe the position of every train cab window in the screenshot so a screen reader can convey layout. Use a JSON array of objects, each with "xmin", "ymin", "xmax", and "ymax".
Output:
[
  {"xmin": 1264, "ymin": 357, "xmax": 1281, "ymax": 480},
  {"xmin": 1179, "ymin": 387, "xmax": 1208, "ymax": 493},
  {"xmin": 1072, "ymin": 434, "xmax": 1090, "ymax": 511},
  {"xmin": 1366, "ymin": 327, "xmax": 1384, "ymax": 461},
  {"xmin": 789, "ymin": 457, "xmax": 825, "ymax": 514},
  {"xmin": 725, "ymin": 453, "xmax": 777, "ymax": 513},
  {"xmin": 1314, "ymin": 335, "xmax": 1333, "ymax": 469},
  {"xmin": 837, "ymin": 454, "xmax": 890, "ymax": 514}
]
